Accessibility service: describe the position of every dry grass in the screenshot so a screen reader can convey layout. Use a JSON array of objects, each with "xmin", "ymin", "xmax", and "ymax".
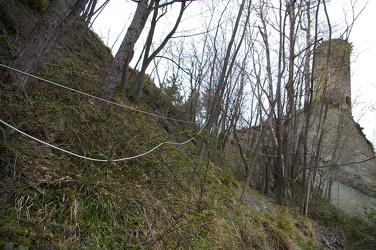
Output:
[{"xmin": 0, "ymin": 10, "xmax": 321, "ymax": 249}]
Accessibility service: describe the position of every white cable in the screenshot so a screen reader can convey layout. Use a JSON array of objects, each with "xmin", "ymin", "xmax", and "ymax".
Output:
[
  {"xmin": 0, "ymin": 63, "xmax": 264, "ymax": 158},
  {"xmin": 0, "ymin": 63, "xmax": 195, "ymax": 124},
  {"xmin": 0, "ymin": 64, "xmax": 271, "ymax": 157},
  {"xmin": 0, "ymin": 63, "xmax": 205, "ymax": 161},
  {"xmin": 0, "ymin": 118, "xmax": 206, "ymax": 162}
]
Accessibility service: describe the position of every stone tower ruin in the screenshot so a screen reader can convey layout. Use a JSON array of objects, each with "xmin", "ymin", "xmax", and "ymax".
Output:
[
  {"xmin": 312, "ymin": 39, "xmax": 376, "ymax": 220},
  {"xmin": 234, "ymin": 38, "xmax": 375, "ymax": 221},
  {"xmin": 314, "ymin": 39, "xmax": 352, "ymax": 111}
]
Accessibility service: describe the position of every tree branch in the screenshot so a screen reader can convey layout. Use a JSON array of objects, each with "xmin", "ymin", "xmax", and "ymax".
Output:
[{"xmin": 149, "ymin": 0, "xmax": 196, "ymax": 11}]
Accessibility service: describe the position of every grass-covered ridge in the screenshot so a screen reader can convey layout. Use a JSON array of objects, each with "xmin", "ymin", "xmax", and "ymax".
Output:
[
  {"xmin": 1, "ymin": 2, "xmax": 375, "ymax": 249},
  {"xmin": 0, "ymin": 81, "xmax": 317, "ymax": 248},
  {"xmin": 0, "ymin": 12, "xmax": 318, "ymax": 249}
]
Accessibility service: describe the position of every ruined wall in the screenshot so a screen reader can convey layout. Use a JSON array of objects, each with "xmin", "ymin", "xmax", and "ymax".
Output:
[
  {"xmin": 232, "ymin": 39, "xmax": 376, "ymax": 220},
  {"xmin": 313, "ymin": 107, "xmax": 376, "ymax": 219},
  {"xmin": 313, "ymin": 40, "xmax": 376, "ymax": 219}
]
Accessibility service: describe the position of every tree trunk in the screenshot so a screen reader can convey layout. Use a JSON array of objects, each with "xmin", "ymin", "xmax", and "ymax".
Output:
[
  {"xmin": 206, "ymin": 0, "xmax": 247, "ymax": 132},
  {"xmin": 8, "ymin": 0, "xmax": 88, "ymax": 90},
  {"xmin": 120, "ymin": 49, "xmax": 134, "ymax": 96},
  {"xmin": 101, "ymin": 0, "xmax": 152, "ymax": 100},
  {"xmin": 130, "ymin": 0, "xmax": 187, "ymax": 102}
]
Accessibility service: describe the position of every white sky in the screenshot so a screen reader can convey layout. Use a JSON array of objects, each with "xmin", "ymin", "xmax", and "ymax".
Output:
[
  {"xmin": 340, "ymin": 1, "xmax": 376, "ymax": 149},
  {"xmin": 91, "ymin": 0, "xmax": 376, "ymax": 149}
]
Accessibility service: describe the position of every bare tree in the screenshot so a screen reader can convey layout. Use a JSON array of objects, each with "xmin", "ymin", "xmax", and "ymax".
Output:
[
  {"xmin": 101, "ymin": 0, "xmax": 195, "ymax": 101},
  {"xmin": 128, "ymin": 0, "xmax": 188, "ymax": 102},
  {"xmin": 101, "ymin": 0, "xmax": 153, "ymax": 100},
  {"xmin": 7, "ymin": 0, "xmax": 89, "ymax": 90},
  {"xmin": 133, "ymin": 0, "xmax": 360, "ymax": 215},
  {"xmin": 197, "ymin": 0, "xmax": 252, "ymax": 166},
  {"xmin": 241, "ymin": 0, "xmax": 336, "ymax": 209}
]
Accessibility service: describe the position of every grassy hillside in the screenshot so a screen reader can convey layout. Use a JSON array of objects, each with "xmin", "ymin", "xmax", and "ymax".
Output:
[{"xmin": 0, "ymin": 1, "xmax": 375, "ymax": 249}]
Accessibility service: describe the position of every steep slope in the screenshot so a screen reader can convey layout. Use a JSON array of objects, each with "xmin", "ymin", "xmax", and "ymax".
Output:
[
  {"xmin": 0, "ymin": 1, "xmax": 320, "ymax": 249},
  {"xmin": 0, "ymin": 1, "xmax": 375, "ymax": 249}
]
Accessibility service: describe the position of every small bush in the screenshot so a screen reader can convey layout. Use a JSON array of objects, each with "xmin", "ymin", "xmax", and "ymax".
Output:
[{"xmin": 310, "ymin": 197, "xmax": 376, "ymax": 249}]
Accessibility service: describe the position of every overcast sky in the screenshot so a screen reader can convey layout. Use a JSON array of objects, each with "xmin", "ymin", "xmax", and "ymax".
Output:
[
  {"xmin": 92, "ymin": 0, "xmax": 376, "ymax": 149},
  {"xmin": 336, "ymin": 0, "xmax": 376, "ymax": 149}
]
